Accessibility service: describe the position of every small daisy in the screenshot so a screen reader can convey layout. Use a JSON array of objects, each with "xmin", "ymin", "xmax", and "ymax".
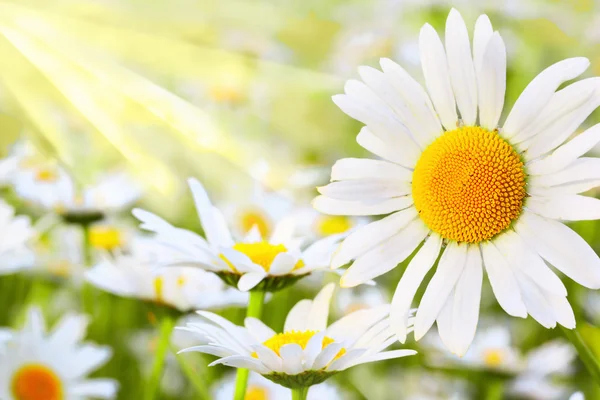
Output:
[
  {"xmin": 0, "ymin": 308, "xmax": 118, "ymax": 399},
  {"xmin": 85, "ymin": 237, "xmax": 247, "ymax": 311},
  {"xmin": 32, "ymin": 225, "xmax": 85, "ymax": 281},
  {"xmin": 213, "ymin": 372, "xmax": 344, "ymax": 400},
  {"xmin": 177, "ymin": 283, "xmax": 416, "ymax": 390},
  {"xmin": 315, "ymin": 8, "xmax": 600, "ymax": 355},
  {"xmin": 134, "ymin": 178, "xmax": 343, "ymax": 292},
  {"xmin": 0, "ymin": 199, "xmax": 36, "ymax": 275}
]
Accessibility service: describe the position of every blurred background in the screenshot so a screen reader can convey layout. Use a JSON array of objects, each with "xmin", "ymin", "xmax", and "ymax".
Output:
[{"xmin": 0, "ymin": 0, "xmax": 600, "ymax": 399}]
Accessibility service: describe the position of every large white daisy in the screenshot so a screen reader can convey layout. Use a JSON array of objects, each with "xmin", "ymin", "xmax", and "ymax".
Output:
[
  {"xmin": 133, "ymin": 178, "xmax": 343, "ymax": 292},
  {"xmin": 85, "ymin": 236, "xmax": 247, "ymax": 311},
  {"xmin": 177, "ymin": 284, "xmax": 416, "ymax": 389},
  {"xmin": 0, "ymin": 308, "xmax": 118, "ymax": 399},
  {"xmin": 314, "ymin": 8, "xmax": 600, "ymax": 355}
]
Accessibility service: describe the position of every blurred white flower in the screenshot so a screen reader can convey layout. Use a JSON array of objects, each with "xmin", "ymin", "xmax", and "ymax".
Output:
[
  {"xmin": 85, "ymin": 236, "xmax": 247, "ymax": 311},
  {"xmin": 0, "ymin": 308, "xmax": 118, "ymax": 399},
  {"xmin": 134, "ymin": 178, "xmax": 344, "ymax": 292},
  {"xmin": 0, "ymin": 199, "xmax": 36, "ymax": 275},
  {"xmin": 178, "ymin": 284, "xmax": 416, "ymax": 389},
  {"xmin": 335, "ymin": 285, "xmax": 388, "ymax": 317},
  {"xmin": 32, "ymin": 225, "xmax": 85, "ymax": 281}
]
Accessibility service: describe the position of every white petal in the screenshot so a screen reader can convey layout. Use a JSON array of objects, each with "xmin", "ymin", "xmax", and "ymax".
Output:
[
  {"xmin": 244, "ymin": 318, "xmax": 276, "ymax": 342},
  {"xmin": 480, "ymin": 241, "xmax": 527, "ymax": 317},
  {"xmin": 306, "ymin": 283, "xmax": 335, "ymax": 331},
  {"xmin": 304, "ymin": 331, "xmax": 326, "ymax": 370},
  {"xmin": 188, "ymin": 178, "xmax": 234, "ymax": 248},
  {"xmin": 70, "ymin": 379, "xmax": 119, "ymax": 398},
  {"xmin": 451, "ymin": 245, "xmax": 483, "ymax": 356},
  {"xmin": 436, "ymin": 289, "xmax": 457, "ymax": 353},
  {"xmin": 380, "ymin": 57, "xmax": 442, "ymax": 143},
  {"xmin": 332, "ymin": 207, "xmax": 417, "ymax": 269},
  {"xmin": 524, "ymin": 79, "xmax": 600, "ymax": 159},
  {"xmin": 473, "ymin": 14, "xmax": 493, "ymax": 78},
  {"xmin": 391, "ymin": 233, "xmax": 443, "ymax": 343},
  {"xmin": 331, "ymin": 158, "xmax": 412, "ymax": 182},
  {"xmin": 514, "ymin": 270, "xmax": 557, "ymax": 328},
  {"xmin": 530, "ymin": 157, "xmax": 600, "ymax": 188},
  {"xmin": 527, "ymin": 123, "xmax": 600, "ymax": 175},
  {"xmin": 317, "ymin": 179, "xmax": 411, "ymax": 202},
  {"xmin": 414, "ymin": 242, "xmax": 468, "ymax": 340},
  {"xmin": 355, "ymin": 126, "xmax": 416, "ymax": 167},
  {"xmin": 268, "ymin": 252, "xmax": 297, "ymax": 275},
  {"xmin": 270, "ymin": 217, "xmax": 296, "ymax": 245},
  {"xmin": 420, "ymin": 23, "xmax": 458, "ymax": 130},
  {"xmin": 251, "ymin": 345, "xmax": 283, "ymax": 372},
  {"xmin": 312, "ymin": 195, "xmax": 412, "ymax": 216},
  {"xmin": 326, "ymin": 348, "xmax": 367, "ymax": 371},
  {"xmin": 325, "ymin": 305, "xmax": 390, "ymax": 345},
  {"xmin": 178, "ymin": 344, "xmax": 236, "ymax": 358},
  {"xmin": 503, "ymin": 57, "xmax": 590, "ymax": 138},
  {"xmin": 527, "ymin": 195, "xmax": 600, "ymax": 221},
  {"xmin": 495, "ymin": 230, "xmax": 567, "ymax": 297},
  {"xmin": 445, "ymin": 9, "xmax": 477, "ymax": 125},
  {"xmin": 544, "ymin": 293, "xmax": 576, "ymax": 329},
  {"xmin": 478, "ymin": 32, "xmax": 506, "ymax": 130},
  {"xmin": 209, "ymin": 355, "xmax": 269, "ymax": 374},
  {"xmin": 238, "ymin": 272, "xmax": 267, "ymax": 292},
  {"xmin": 341, "ymin": 219, "xmax": 429, "ymax": 287},
  {"xmin": 342, "ymin": 349, "xmax": 417, "ymax": 369},
  {"xmin": 49, "ymin": 314, "xmax": 88, "ymax": 348},
  {"xmin": 312, "ymin": 343, "xmax": 344, "ymax": 370},
  {"xmin": 284, "ymin": 299, "xmax": 312, "ymax": 332},
  {"xmin": 280, "ymin": 343, "xmax": 305, "ymax": 375},
  {"xmin": 515, "ymin": 212, "xmax": 600, "ymax": 289}
]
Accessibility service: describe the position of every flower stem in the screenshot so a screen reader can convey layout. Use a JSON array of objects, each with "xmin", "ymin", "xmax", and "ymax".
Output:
[
  {"xmin": 561, "ymin": 326, "xmax": 600, "ymax": 384},
  {"xmin": 81, "ymin": 223, "xmax": 93, "ymax": 266},
  {"xmin": 233, "ymin": 290, "xmax": 266, "ymax": 400},
  {"xmin": 291, "ymin": 387, "xmax": 309, "ymax": 400},
  {"xmin": 145, "ymin": 315, "xmax": 176, "ymax": 400}
]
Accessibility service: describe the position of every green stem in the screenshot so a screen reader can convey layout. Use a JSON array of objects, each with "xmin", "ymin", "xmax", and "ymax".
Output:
[
  {"xmin": 291, "ymin": 387, "xmax": 309, "ymax": 400},
  {"xmin": 483, "ymin": 379, "xmax": 504, "ymax": 400},
  {"xmin": 172, "ymin": 345, "xmax": 210, "ymax": 400},
  {"xmin": 233, "ymin": 290, "xmax": 266, "ymax": 400},
  {"xmin": 145, "ymin": 316, "xmax": 176, "ymax": 400},
  {"xmin": 562, "ymin": 326, "xmax": 600, "ymax": 385},
  {"xmin": 81, "ymin": 223, "xmax": 93, "ymax": 266}
]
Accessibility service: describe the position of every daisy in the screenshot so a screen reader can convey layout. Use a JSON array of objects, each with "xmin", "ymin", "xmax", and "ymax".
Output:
[
  {"xmin": 0, "ymin": 199, "xmax": 36, "ymax": 275},
  {"xmin": 177, "ymin": 284, "xmax": 416, "ymax": 391},
  {"xmin": 335, "ymin": 285, "xmax": 388, "ymax": 317},
  {"xmin": 0, "ymin": 308, "xmax": 118, "ymax": 399},
  {"xmin": 314, "ymin": 8, "xmax": 600, "ymax": 355},
  {"xmin": 85, "ymin": 236, "xmax": 247, "ymax": 311},
  {"xmin": 134, "ymin": 178, "xmax": 342, "ymax": 292}
]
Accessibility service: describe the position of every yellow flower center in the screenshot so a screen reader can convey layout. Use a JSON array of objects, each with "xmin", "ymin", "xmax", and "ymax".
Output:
[
  {"xmin": 220, "ymin": 242, "xmax": 304, "ymax": 273},
  {"xmin": 209, "ymin": 85, "xmax": 244, "ymax": 104},
  {"xmin": 34, "ymin": 168, "xmax": 59, "ymax": 183},
  {"xmin": 245, "ymin": 385, "xmax": 269, "ymax": 400},
  {"xmin": 315, "ymin": 215, "xmax": 352, "ymax": 236},
  {"xmin": 258, "ymin": 330, "xmax": 346, "ymax": 360},
  {"xmin": 483, "ymin": 349, "xmax": 505, "ymax": 367},
  {"xmin": 238, "ymin": 209, "xmax": 271, "ymax": 238},
  {"xmin": 11, "ymin": 364, "xmax": 63, "ymax": 400},
  {"xmin": 88, "ymin": 226, "xmax": 122, "ymax": 250},
  {"xmin": 412, "ymin": 126, "xmax": 526, "ymax": 243}
]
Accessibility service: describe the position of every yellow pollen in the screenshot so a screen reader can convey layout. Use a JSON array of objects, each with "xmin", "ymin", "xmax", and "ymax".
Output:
[
  {"xmin": 255, "ymin": 330, "xmax": 346, "ymax": 360},
  {"xmin": 238, "ymin": 209, "xmax": 271, "ymax": 238},
  {"xmin": 176, "ymin": 275, "xmax": 186, "ymax": 287},
  {"xmin": 245, "ymin": 385, "xmax": 269, "ymax": 400},
  {"xmin": 220, "ymin": 242, "xmax": 304, "ymax": 273},
  {"xmin": 11, "ymin": 364, "xmax": 63, "ymax": 400},
  {"xmin": 88, "ymin": 226, "xmax": 122, "ymax": 250},
  {"xmin": 483, "ymin": 349, "xmax": 505, "ymax": 367},
  {"xmin": 412, "ymin": 126, "xmax": 526, "ymax": 243},
  {"xmin": 315, "ymin": 215, "xmax": 352, "ymax": 236},
  {"xmin": 34, "ymin": 168, "xmax": 59, "ymax": 183},
  {"xmin": 153, "ymin": 277, "xmax": 164, "ymax": 303}
]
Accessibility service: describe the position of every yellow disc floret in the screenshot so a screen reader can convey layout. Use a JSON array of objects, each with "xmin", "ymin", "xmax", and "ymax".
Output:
[
  {"xmin": 220, "ymin": 242, "xmax": 304, "ymax": 273},
  {"xmin": 237, "ymin": 208, "xmax": 272, "ymax": 238},
  {"xmin": 315, "ymin": 215, "xmax": 352, "ymax": 236},
  {"xmin": 412, "ymin": 126, "xmax": 526, "ymax": 243},
  {"xmin": 11, "ymin": 364, "xmax": 63, "ymax": 400},
  {"xmin": 257, "ymin": 330, "xmax": 346, "ymax": 360},
  {"xmin": 89, "ymin": 226, "xmax": 123, "ymax": 250}
]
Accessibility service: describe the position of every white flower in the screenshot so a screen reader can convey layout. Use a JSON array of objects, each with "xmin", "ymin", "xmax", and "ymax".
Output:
[
  {"xmin": 85, "ymin": 236, "xmax": 247, "ymax": 311},
  {"xmin": 315, "ymin": 8, "xmax": 600, "ymax": 355},
  {"xmin": 134, "ymin": 178, "xmax": 343, "ymax": 292},
  {"xmin": 0, "ymin": 308, "xmax": 118, "ymax": 399},
  {"xmin": 177, "ymin": 284, "xmax": 416, "ymax": 388},
  {"xmin": 32, "ymin": 225, "xmax": 85, "ymax": 281},
  {"xmin": 335, "ymin": 285, "xmax": 388, "ymax": 317},
  {"xmin": 213, "ymin": 372, "xmax": 343, "ymax": 400},
  {"xmin": 0, "ymin": 199, "xmax": 35, "ymax": 275}
]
